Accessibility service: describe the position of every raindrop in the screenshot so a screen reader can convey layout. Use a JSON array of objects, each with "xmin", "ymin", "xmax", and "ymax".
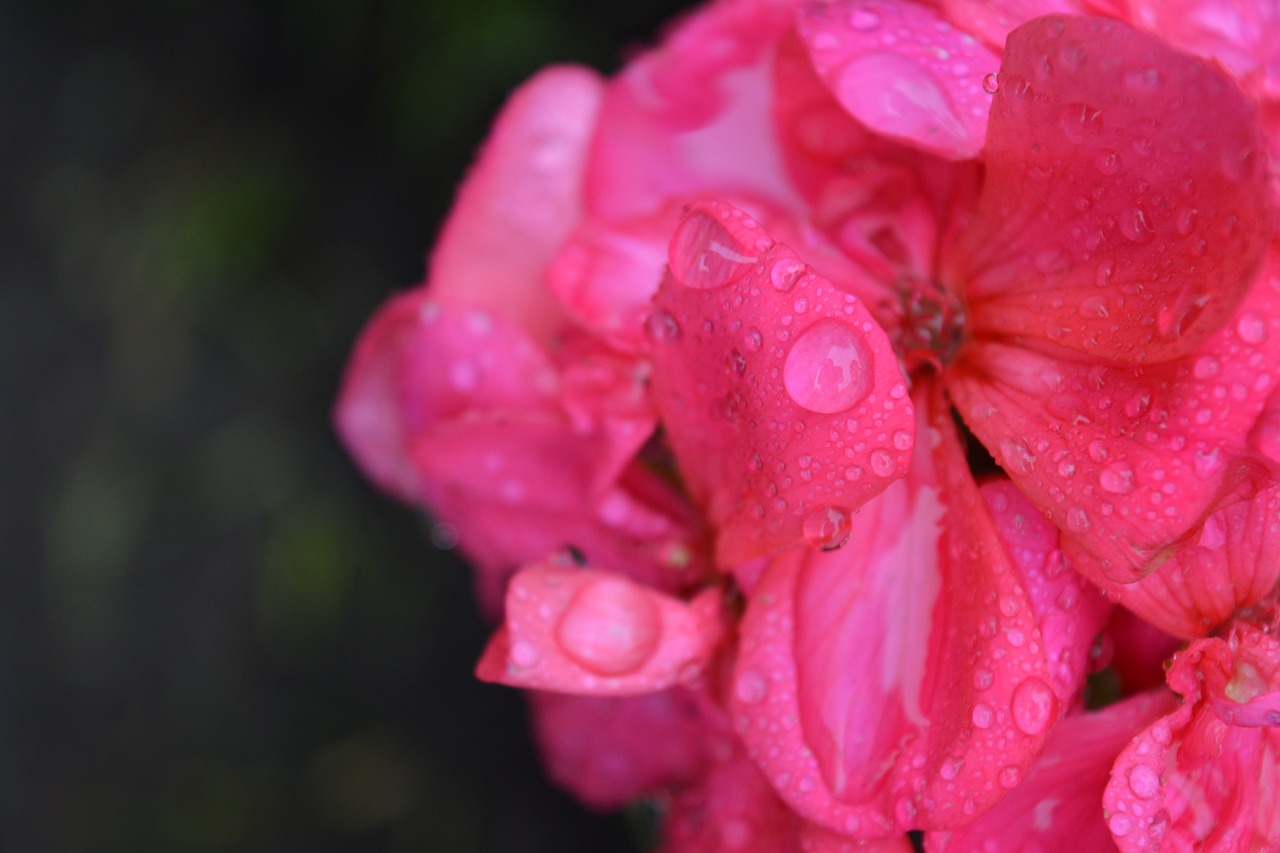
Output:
[
  {"xmin": 803, "ymin": 505, "xmax": 853, "ymax": 551},
  {"xmin": 892, "ymin": 430, "xmax": 913, "ymax": 451},
  {"xmin": 1176, "ymin": 207, "xmax": 1198, "ymax": 236},
  {"xmin": 870, "ymin": 449, "xmax": 896, "ymax": 477},
  {"xmin": 940, "ymin": 758, "xmax": 964, "ymax": 781},
  {"xmin": 771, "ymin": 257, "xmax": 806, "ymax": 291},
  {"xmin": 669, "ymin": 211, "xmax": 758, "ymax": 289},
  {"xmin": 783, "ymin": 319, "xmax": 876, "ymax": 414},
  {"xmin": 1010, "ymin": 677, "xmax": 1057, "ymax": 735},
  {"xmin": 510, "ymin": 639, "xmax": 540, "ymax": 668},
  {"xmin": 1066, "ymin": 507, "xmax": 1091, "ymax": 532},
  {"xmin": 1128, "ymin": 764, "xmax": 1160, "ymax": 800},
  {"xmin": 848, "ymin": 8, "xmax": 881, "ymax": 30},
  {"xmin": 982, "ymin": 72, "xmax": 999, "ymax": 94},
  {"xmin": 645, "ymin": 310, "xmax": 682, "ymax": 343},
  {"xmin": 744, "ymin": 327, "xmax": 764, "ymax": 352},
  {"xmin": 1119, "ymin": 206, "xmax": 1154, "ymax": 244},
  {"xmin": 1109, "ymin": 813, "xmax": 1133, "ymax": 838},
  {"xmin": 729, "ymin": 349, "xmax": 748, "ymax": 377},
  {"xmin": 1193, "ymin": 355, "xmax": 1221, "ymax": 379},
  {"xmin": 556, "ymin": 579, "xmax": 661, "ymax": 675},
  {"xmin": 734, "ymin": 670, "xmax": 769, "ymax": 705},
  {"xmin": 973, "ymin": 668, "xmax": 994, "ymax": 691},
  {"xmin": 1238, "ymin": 312, "xmax": 1268, "ymax": 344},
  {"xmin": 1100, "ymin": 462, "xmax": 1135, "ymax": 494},
  {"xmin": 1096, "ymin": 149, "xmax": 1120, "ymax": 175},
  {"xmin": 971, "ymin": 703, "xmax": 994, "ymax": 729}
]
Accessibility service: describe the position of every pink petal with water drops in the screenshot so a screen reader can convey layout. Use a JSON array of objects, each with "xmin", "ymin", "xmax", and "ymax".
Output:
[
  {"xmin": 938, "ymin": 0, "xmax": 1083, "ymax": 50},
  {"xmin": 585, "ymin": 0, "xmax": 803, "ymax": 221},
  {"xmin": 925, "ymin": 691, "xmax": 1176, "ymax": 853},
  {"xmin": 947, "ymin": 15, "xmax": 1271, "ymax": 364},
  {"xmin": 731, "ymin": 385, "xmax": 1061, "ymax": 837},
  {"xmin": 981, "ymin": 479, "xmax": 1113, "ymax": 707},
  {"xmin": 1095, "ymin": 482, "xmax": 1280, "ymax": 640},
  {"xmin": 334, "ymin": 292, "xmax": 559, "ymax": 505},
  {"xmin": 795, "ymin": 0, "xmax": 1000, "ymax": 161},
  {"xmin": 948, "ymin": 262, "xmax": 1280, "ymax": 583},
  {"xmin": 528, "ymin": 687, "xmax": 710, "ymax": 811},
  {"xmin": 1104, "ymin": 621, "xmax": 1280, "ymax": 851},
  {"xmin": 649, "ymin": 201, "xmax": 913, "ymax": 566},
  {"xmin": 429, "ymin": 66, "xmax": 604, "ymax": 345},
  {"xmin": 475, "ymin": 559, "xmax": 724, "ymax": 695}
]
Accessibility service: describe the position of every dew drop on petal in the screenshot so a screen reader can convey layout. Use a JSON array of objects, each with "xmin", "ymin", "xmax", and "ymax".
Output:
[
  {"xmin": 1066, "ymin": 507, "xmax": 1091, "ymax": 532},
  {"xmin": 783, "ymin": 319, "xmax": 875, "ymax": 414},
  {"xmin": 770, "ymin": 257, "xmax": 806, "ymax": 292},
  {"xmin": 972, "ymin": 703, "xmax": 994, "ymax": 729},
  {"xmin": 1128, "ymin": 764, "xmax": 1160, "ymax": 800},
  {"xmin": 1010, "ymin": 677, "xmax": 1057, "ymax": 735},
  {"xmin": 734, "ymin": 670, "xmax": 769, "ymax": 705},
  {"xmin": 555, "ymin": 579, "xmax": 661, "ymax": 675},
  {"xmin": 1109, "ymin": 813, "xmax": 1133, "ymax": 838},
  {"xmin": 1100, "ymin": 461, "xmax": 1135, "ymax": 494},
  {"xmin": 870, "ymin": 449, "xmax": 895, "ymax": 477},
  {"xmin": 669, "ymin": 211, "xmax": 758, "ymax": 289},
  {"xmin": 1120, "ymin": 205, "xmax": 1154, "ymax": 244},
  {"xmin": 644, "ymin": 310, "xmax": 682, "ymax": 343},
  {"xmin": 803, "ymin": 505, "xmax": 853, "ymax": 551},
  {"xmin": 1238, "ymin": 312, "xmax": 1269, "ymax": 344},
  {"xmin": 848, "ymin": 7, "xmax": 881, "ymax": 30}
]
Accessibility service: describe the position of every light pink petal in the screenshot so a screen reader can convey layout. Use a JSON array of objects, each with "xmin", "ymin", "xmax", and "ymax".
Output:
[
  {"xmin": 732, "ymin": 384, "xmax": 1063, "ymax": 836},
  {"xmin": 1104, "ymin": 622, "xmax": 1280, "ymax": 851},
  {"xmin": 334, "ymin": 293, "xmax": 559, "ymax": 504},
  {"xmin": 796, "ymin": 0, "xmax": 1000, "ymax": 161},
  {"xmin": 949, "ymin": 15, "xmax": 1271, "ymax": 364},
  {"xmin": 939, "ymin": 0, "xmax": 1083, "ymax": 50},
  {"xmin": 925, "ymin": 692, "xmax": 1176, "ymax": 853},
  {"xmin": 981, "ymin": 479, "xmax": 1113, "ymax": 707},
  {"xmin": 1096, "ymin": 483, "xmax": 1280, "ymax": 640},
  {"xmin": 528, "ymin": 687, "xmax": 710, "ymax": 811},
  {"xmin": 586, "ymin": 1, "xmax": 804, "ymax": 220},
  {"xmin": 475, "ymin": 560, "xmax": 724, "ymax": 695},
  {"xmin": 649, "ymin": 201, "xmax": 914, "ymax": 566},
  {"xmin": 948, "ymin": 266, "xmax": 1280, "ymax": 583},
  {"xmin": 429, "ymin": 66, "xmax": 604, "ymax": 345}
]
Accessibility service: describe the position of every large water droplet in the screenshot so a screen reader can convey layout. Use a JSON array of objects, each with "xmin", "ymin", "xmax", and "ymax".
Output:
[
  {"xmin": 1109, "ymin": 813, "xmax": 1132, "ymax": 838},
  {"xmin": 971, "ymin": 702, "xmax": 994, "ymax": 729},
  {"xmin": 556, "ymin": 579, "xmax": 661, "ymax": 675},
  {"xmin": 1128, "ymin": 764, "xmax": 1160, "ymax": 800},
  {"xmin": 770, "ymin": 257, "xmax": 806, "ymax": 291},
  {"xmin": 1100, "ymin": 461, "xmax": 1135, "ymax": 494},
  {"xmin": 1238, "ymin": 312, "xmax": 1269, "ymax": 344},
  {"xmin": 783, "ymin": 319, "xmax": 875, "ymax": 414},
  {"xmin": 1010, "ymin": 677, "xmax": 1057, "ymax": 735},
  {"xmin": 1119, "ymin": 205, "xmax": 1154, "ymax": 244},
  {"xmin": 870, "ymin": 449, "xmax": 895, "ymax": 477},
  {"xmin": 803, "ymin": 505, "xmax": 852, "ymax": 551},
  {"xmin": 669, "ymin": 211, "xmax": 758, "ymax": 289},
  {"xmin": 982, "ymin": 72, "xmax": 999, "ymax": 94}
]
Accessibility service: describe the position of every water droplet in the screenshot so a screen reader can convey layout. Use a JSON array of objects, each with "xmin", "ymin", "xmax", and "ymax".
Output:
[
  {"xmin": 1109, "ymin": 813, "xmax": 1132, "ymax": 838},
  {"xmin": 892, "ymin": 430, "xmax": 913, "ymax": 451},
  {"xmin": 1010, "ymin": 677, "xmax": 1057, "ymax": 735},
  {"xmin": 734, "ymin": 670, "xmax": 769, "ymax": 705},
  {"xmin": 1100, "ymin": 462, "xmax": 1135, "ymax": 494},
  {"xmin": 998, "ymin": 767, "xmax": 1021, "ymax": 789},
  {"xmin": 510, "ymin": 639, "xmax": 540, "ymax": 668},
  {"xmin": 940, "ymin": 758, "xmax": 964, "ymax": 781},
  {"xmin": 870, "ymin": 449, "xmax": 895, "ymax": 477},
  {"xmin": 999, "ymin": 438, "xmax": 1035, "ymax": 476},
  {"xmin": 982, "ymin": 72, "xmax": 999, "ymax": 94},
  {"xmin": 744, "ymin": 328, "xmax": 764, "ymax": 352},
  {"xmin": 1096, "ymin": 149, "xmax": 1120, "ymax": 175},
  {"xmin": 848, "ymin": 8, "xmax": 881, "ymax": 30},
  {"xmin": 1120, "ymin": 206, "xmax": 1154, "ymax": 244},
  {"xmin": 669, "ymin": 211, "xmax": 758, "ymax": 289},
  {"xmin": 973, "ymin": 667, "xmax": 994, "ymax": 691},
  {"xmin": 556, "ymin": 579, "xmax": 661, "ymax": 675},
  {"xmin": 1060, "ymin": 102, "xmax": 1102, "ymax": 143},
  {"xmin": 1238, "ymin": 312, "xmax": 1268, "ymax": 344},
  {"xmin": 1124, "ymin": 393, "xmax": 1151, "ymax": 418},
  {"xmin": 803, "ymin": 505, "xmax": 852, "ymax": 551},
  {"xmin": 1193, "ymin": 355, "xmax": 1221, "ymax": 379},
  {"xmin": 1128, "ymin": 764, "xmax": 1160, "ymax": 800},
  {"xmin": 1066, "ymin": 507, "xmax": 1091, "ymax": 532},
  {"xmin": 770, "ymin": 257, "xmax": 806, "ymax": 291},
  {"xmin": 971, "ymin": 703, "xmax": 994, "ymax": 729},
  {"xmin": 783, "ymin": 319, "xmax": 875, "ymax": 414},
  {"xmin": 729, "ymin": 349, "xmax": 747, "ymax": 377},
  {"xmin": 1176, "ymin": 207, "xmax": 1198, "ymax": 236},
  {"xmin": 1123, "ymin": 66, "xmax": 1161, "ymax": 94},
  {"xmin": 645, "ymin": 310, "xmax": 682, "ymax": 343}
]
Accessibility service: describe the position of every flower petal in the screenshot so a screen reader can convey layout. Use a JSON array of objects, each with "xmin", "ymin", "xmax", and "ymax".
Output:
[
  {"xmin": 925, "ymin": 692, "xmax": 1176, "ymax": 853},
  {"xmin": 731, "ymin": 384, "xmax": 1066, "ymax": 836},
  {"xmin": 796, "ymin": 0, "xmax": 1000, "ymax": 161},
  {"xmin": 528, "ymin": 687, "xmax": 710, "ymax": 811},
  {"xmin": 475, "ymin": 560, "xmax": 724, "ymax": 695},
  {"xmin": 938, "ymin": 0, "xmax": 1083, "ymax": 49},
  {"xmin": 948, "ymin": 265, "xmax": 1280, "ymax": 583},
  {"xmin": 949, "ymin": 14, "xmax": 1271, "ymax": 363},
  {"xmin": 649, "ymin": 201, "xmax": 914, "ymax": 565}
]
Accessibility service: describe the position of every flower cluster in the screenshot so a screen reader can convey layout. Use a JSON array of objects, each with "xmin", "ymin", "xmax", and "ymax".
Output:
[{"xmin": 336, "ymin": 1, "xmax": 1280, "ymax": 850}]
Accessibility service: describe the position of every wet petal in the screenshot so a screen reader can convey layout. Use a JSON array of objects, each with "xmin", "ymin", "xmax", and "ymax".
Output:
[
  {"xmin": 475, "ymin": 560, "xmax": 725, "ymax": 695},
  {"xmin": 1104, "ymin": 621, "xmax": 1280, "ymax": 851},
  {"xmin": 796, "ymin": 0, "xmax": 1000, "ymax": 160},
  {"xmin": 650, "ymin": 201, "xmax": 913, "ymax": 566},
  {"xmin": 925, "ymin": 692, "xmax": 1176, "ymax": 853},
  {"xmin": 949, "ymin": 15, "xmax": 1271, "ymax": 363},
  {"xmin": 948, "ymin": 266, "xmax": 1280, "ymax": 583},
  {"xmin": 429, "ymin": 66, "xmax": 604, "ymax": 345},
  {"xmin": 731, "ymin": 385, "xmax": 1065, "ymax": 836},
  {"xmin": 529, "ymin": 687, "xmax": 710, "ymax": 810}
]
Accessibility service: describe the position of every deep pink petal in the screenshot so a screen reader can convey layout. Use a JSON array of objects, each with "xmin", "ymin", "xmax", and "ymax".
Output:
[
  {"xmin": 586, "ymin": 1, "xmax": 803, "ymax": 220},
  {"xmin": 649, "ymin": 201, "xmax": 914, "ymax": 566},
  {"xmin": 1096, "ymin": 483, "xmax": 1280, "ymax": 639},
  {"xmin": 948, "ymin": 265, "xmax": 1280, "ymax": 583},
  {"xmin": 1104, "ymin": 622, "xmax": 1280, "ymax": 851},
  {"xmin": 949, "ymin": 15, "xmax": 1271, "ymax": 363},
  {"xmin": 938, "ymin": 0, "xmax": 1083, "ymax": 50},
  {"xmin": 925, "ymin": 692, "xmax": 1176, "ymax": 853},
  {"xmin": 528, "ymin": 687, "xmax": 710, "ymax": 811},
  {"xmin": 475, "ymin": 560, "xmax": 725, "ymax": 695},
  {"xmin": 732, "ymin": 384, "xmax": 1066, "ymax": 836},
  {"xmin": 1103, "ymin": 606, "xmax": 1184, "ymax": 695},
  {"xmin": 429, "ymin": 66, "xmax": 604, "ymax": 345},
  {"xmin": 796, "ymin": 1, "xmax": 999, "ymax": 161}
]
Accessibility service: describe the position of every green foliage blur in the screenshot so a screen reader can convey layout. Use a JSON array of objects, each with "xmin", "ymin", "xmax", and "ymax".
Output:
[{"xmin": 3, "ymin": 0, "xmax": 691, "ymax": 850}]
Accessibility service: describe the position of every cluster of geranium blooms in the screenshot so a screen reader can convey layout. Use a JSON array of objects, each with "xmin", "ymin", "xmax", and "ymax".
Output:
[{"xmin": 336, "ymin": 0, "xmax": 1280, "ymax": 849}]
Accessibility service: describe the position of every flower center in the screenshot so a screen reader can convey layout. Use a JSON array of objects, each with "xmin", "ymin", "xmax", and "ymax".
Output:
[{"xmin": 886, "ymin": 274, "xmax": 967, "ymax": 375}]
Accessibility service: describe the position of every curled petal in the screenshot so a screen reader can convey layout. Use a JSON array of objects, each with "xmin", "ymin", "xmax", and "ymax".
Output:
[
  {"xmin": 948, "ymin": 265, "xmax": 1280, "ymax": 582},
  {"xmin": 1104, "ymin": 621, "xmax": 1280, "ymax": 851},
  {"xmin": 950, "ymin": 15, "xmax": 1271, "ymax": 363},
  {"xmin": 529, "ymin": 688, "xmax": 710, "ymax": 811},
  {"xmin": 926, "ymin": 692, "xmax": 1176, "ymax": 853},
  {"xmin": 796, "ymin": 0, "xmax": 1000, "ymax": 161},
  {"xmin": 475, "ymin": 560, "xmax": 724, "ymax": 695},
  {"xmin": 650, "ymin": 201, "xmax": 913, "ymax": 565},
  {"xmin": 731, "ymin": 384, "xmax": 1067, "ymax": 836}
]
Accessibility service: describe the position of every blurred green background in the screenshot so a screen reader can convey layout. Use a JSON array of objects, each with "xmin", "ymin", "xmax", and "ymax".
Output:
[{"xmin": 4, "ymin": 1, "xmax": 691, "ymax": 850}]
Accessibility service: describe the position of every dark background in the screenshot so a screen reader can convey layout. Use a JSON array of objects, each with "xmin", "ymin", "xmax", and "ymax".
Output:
[{"xmin": 3, "ymin": 1, "xmax": 693, "ymax": 850}]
